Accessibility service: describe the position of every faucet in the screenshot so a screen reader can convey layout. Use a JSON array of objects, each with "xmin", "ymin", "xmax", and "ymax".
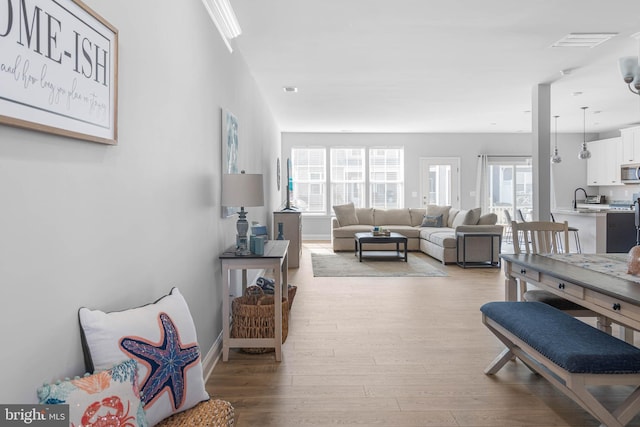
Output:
[{"xmin": 573, "ymin": 187, "xmax": 588, "ymax": 209}]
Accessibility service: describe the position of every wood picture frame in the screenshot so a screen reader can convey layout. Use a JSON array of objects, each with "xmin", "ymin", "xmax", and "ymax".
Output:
[{"xmin": 0, "ymin": 0, "xmax": 119, "ymax": 145}]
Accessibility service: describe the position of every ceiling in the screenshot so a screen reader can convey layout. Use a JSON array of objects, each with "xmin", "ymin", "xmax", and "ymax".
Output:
[{"xmin": 232, "ymin": 0, "xmax": 640, "ymax": 134}]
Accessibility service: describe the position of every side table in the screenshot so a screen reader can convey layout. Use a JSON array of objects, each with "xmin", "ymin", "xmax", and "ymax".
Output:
[
  {"xmin": 456, "ymin": 231, "xmax": 501, "ymax": 268},
  {"xmin": 219, "ymin": 240, "xmax": 289, "ymax": 361}
]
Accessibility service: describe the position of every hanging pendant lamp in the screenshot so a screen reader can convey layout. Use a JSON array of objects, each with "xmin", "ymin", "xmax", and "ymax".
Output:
[
  {"xmin": 578, "ymin": 106, "xmax": 591, "ymax": 160},
  {"xmin": 551, "ymin": 115, "xmax": 562, "ymax": 164}
]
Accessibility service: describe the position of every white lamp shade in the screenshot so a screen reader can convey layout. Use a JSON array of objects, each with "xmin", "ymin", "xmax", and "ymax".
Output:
[{"xmin": 222, "ymin": 173, "xmax": 264, "ymax": 207}]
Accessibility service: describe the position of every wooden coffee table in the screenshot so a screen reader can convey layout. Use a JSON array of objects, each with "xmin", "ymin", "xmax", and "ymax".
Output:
[{"xmin": 354, "ymin": 232, "xmax": 408, "ymax": 262}]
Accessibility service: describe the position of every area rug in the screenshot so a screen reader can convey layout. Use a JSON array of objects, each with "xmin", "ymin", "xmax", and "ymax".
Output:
[{"xmin": 311, "ymin": 252, "xmax": 448, "ymax": 277}]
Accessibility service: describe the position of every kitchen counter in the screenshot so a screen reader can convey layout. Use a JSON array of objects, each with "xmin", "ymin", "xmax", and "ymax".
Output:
[{"xmin": 552, "ymin": 208, "xmax": 636, "ymax": 253}]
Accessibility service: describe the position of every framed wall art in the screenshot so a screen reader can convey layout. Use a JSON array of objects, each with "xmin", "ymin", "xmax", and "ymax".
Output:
[
  {"xmin": 221, "ymin": 108, "xmax": 239, "ymax": 218},
  {"xmin": 0, "ymin": 0, "xmax": 119, "ymax": 145}
]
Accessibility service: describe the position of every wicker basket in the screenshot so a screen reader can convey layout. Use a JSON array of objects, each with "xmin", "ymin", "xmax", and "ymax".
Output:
[
  {"xmin": 231, "ymin": 286, "xmax": 288, "ymax": 353},
  {"xmin": 155, "ymin": 399, "xmax": 234, "ymax": 426}
]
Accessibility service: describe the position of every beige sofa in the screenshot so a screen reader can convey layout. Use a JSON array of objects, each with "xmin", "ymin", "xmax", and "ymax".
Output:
[{"xmin": 331, "ymin": 203, "xmax": 503, "ymax": 264}]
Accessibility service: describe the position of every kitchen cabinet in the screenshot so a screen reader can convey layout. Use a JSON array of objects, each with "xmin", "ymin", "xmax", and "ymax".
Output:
[
  {"xmin": 621, "ymin": 126, "xmax": 640, "ymax": 164},
  {"xmin": 586, "ymin": 137, "xmax": 622, "ymax": 186}
]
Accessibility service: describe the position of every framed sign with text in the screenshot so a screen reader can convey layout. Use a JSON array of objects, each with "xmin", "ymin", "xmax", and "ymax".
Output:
[{"xmin": 0, "ymin": 0, "xmax": 118, "ymax": 145}]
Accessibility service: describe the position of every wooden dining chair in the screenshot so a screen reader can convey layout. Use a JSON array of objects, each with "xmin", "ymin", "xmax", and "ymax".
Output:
[{"xmin": 511, "ymin": 220, "xmax": 611, "ymax": 333}]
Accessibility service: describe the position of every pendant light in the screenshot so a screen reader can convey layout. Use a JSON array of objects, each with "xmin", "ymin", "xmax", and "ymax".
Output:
[
  {"xmin": 551, "ymin": 115, "xmax": 562, "ymax": 164},
  {"xmin": 578, "ymin": 106, "xmax": 591, "ymax": 160}
]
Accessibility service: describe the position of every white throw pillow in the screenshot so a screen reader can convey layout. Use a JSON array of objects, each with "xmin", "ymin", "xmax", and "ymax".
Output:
[{"xmin": 79, "ymin": 288, "xmax": 209, "ymax": 426}]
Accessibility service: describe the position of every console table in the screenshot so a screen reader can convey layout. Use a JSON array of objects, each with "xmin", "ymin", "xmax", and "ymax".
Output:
[{"xmin": 219, "ymin": 240, "xmax": 289, "ymax": 361}]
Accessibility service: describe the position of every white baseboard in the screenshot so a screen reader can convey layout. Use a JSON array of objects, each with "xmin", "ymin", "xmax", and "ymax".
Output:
[
  {"xmin": 202, "ymin": 331, "xmax": 223, "ymax": 382},
  {"xmin": 303, "ymin": 234, "xmax": 330, "ymax": 241}
]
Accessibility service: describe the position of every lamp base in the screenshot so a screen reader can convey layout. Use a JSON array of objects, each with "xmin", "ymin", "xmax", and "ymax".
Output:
[{"xmin": 235, "ymin": 207, "xmax": 251, "ymax": 256}]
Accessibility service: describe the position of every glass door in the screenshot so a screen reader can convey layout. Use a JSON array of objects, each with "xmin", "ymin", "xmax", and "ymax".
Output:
[
  {"xmin": 419, "ymin": 158, "xmax": 460, "ymax": 208},
  {"xmin": 486, "ymin": 157, "xmax": 532, "ymax": 224}
]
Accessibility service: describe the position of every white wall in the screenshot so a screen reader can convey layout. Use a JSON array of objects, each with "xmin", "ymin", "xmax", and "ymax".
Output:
[
  {"xmin": 0, "ymin": 0, "xmax": 280, "ymax": 403},
  {"xmin": 283, "ymin": 132, "xmax": 591, "ymax": 238}
]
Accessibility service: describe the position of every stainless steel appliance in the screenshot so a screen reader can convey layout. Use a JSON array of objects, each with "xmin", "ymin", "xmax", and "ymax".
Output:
[{"xmin": 621, "ymin": 164, "xmax": 640, "ymax": 184}]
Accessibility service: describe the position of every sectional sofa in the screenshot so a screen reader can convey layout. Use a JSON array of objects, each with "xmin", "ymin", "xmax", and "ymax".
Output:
[{"xmin": 331, "ymin": 203, "xmax": 503, "ymax": 264}]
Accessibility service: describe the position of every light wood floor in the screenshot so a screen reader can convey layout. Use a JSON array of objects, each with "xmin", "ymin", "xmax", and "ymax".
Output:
[{"xmin": 207, "ymin": 242, "xmax": 640, "ymax": 427}]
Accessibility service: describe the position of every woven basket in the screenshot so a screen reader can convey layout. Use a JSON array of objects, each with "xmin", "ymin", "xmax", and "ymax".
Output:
[
  {"xmin": 231, "ymin": 286, "xmax": 288, "ymax": 354},
  {"xmin": 287, "ymin": 284, "xmax": 297, "ymax": 311},
  {"xmin": 156, "ymin": 399, "xmax": 234, "ymax": 426}
]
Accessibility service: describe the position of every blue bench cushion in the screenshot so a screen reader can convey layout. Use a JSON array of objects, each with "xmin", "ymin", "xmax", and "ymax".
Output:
[{"xmin": 481, "ymin": 301, "xmax": 640, "ymax": 374}]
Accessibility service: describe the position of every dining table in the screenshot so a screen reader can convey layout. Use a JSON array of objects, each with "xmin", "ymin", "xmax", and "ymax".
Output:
[{"xmin": 500, "ymin": 252, "xmax": 640, "ymax": 338}]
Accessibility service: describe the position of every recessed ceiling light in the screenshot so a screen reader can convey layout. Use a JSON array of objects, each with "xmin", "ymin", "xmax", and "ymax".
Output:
[
  {"xmin": 283, "ymin": 86, "xmax": 298, "ymax": 93},
  {"xmin": 551, "ymin": 33, "xmax": 618, "ymax": 48}
]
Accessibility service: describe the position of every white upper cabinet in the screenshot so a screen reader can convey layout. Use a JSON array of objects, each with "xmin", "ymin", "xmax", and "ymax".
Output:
[
  {"xmin": 620, "ymin": 126, "xmax": 640, "ymax": 165},
  {"xmin": 586, "ymin": 137, "xmax": 622, "ymax": 186}
]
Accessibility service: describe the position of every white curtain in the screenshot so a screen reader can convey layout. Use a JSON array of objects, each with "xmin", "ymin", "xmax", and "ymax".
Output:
[{"xmin": 475, "ymin": 154, "xmax": 489, "ymax": 213}]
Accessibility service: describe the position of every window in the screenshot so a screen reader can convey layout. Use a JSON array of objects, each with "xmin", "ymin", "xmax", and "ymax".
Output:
[
  {"xmin": 291, "ymin": 148, "xmax": 326, "ymax": 213},
  {"xmin": 331, "ymin": 148, "xmax": 365, "ymax": 208},
  {"xmin": 290, "ymin": 146, "xmax": 404, "ymax": 214},
  {"xmin": 369, "ymin": 148, "xmax": 404, "ymax": 209}
]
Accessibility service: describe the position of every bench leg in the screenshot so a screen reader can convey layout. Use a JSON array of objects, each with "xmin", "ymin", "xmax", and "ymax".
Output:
[{"xmin": 484, "ymin": 348, "xmax": 513, "ymax": 375}]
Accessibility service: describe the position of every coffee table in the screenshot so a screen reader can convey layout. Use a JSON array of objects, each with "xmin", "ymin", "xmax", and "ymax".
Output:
[{"xmin": 354, "ymin": 232, "xmax": 408, "ymax": 262}]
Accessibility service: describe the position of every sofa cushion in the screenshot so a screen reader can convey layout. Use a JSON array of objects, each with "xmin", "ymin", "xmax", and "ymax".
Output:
[
  {"xmin": 447, "ymin": 208, "xmax": 460, "ymax": 227},
  {"xmin": 421, "ymin": 229, "xmax": 457, "ymax": 249},
  {"xmin": 426, "ymin": 205, "xmax": 451, "ymax": 227},
  {"xmin": 334, "ymin": 203, "xmax": 359, "ymax": 226},
  {"xmin": 468, "ymin": 207, "xmax": 482, "ymax": 224},
  {"xmin": 410, "ymin": 208, "xmax": 426, "ymax": 226},
  {"xmin": 452, "ymin": 208, "xmax": 482, "ymax": 228},
  {"xmin": 478, "ymin": 213, "xmax": 498, "ymax": 225},
  {"xmin": 452, "ymin": 210, "xmax": 469, "ymax": 228},
  {"xmin": 384, "ymin": 225, "xmax": 421, "ymax": 238},
  {"xmin": 421, "ymin": 214, "xmax": 443, "ymax": 227},
  {"xmin": 374, "ymin": 208, "xmax": 412, "ymax": 226},
  {"xmin": 355, "ymin": 207, "xmax": 374, "ymax": 225}
]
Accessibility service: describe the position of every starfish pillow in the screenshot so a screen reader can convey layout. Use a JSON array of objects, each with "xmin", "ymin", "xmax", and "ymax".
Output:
[{"xmin": 79, "ymin": 288, "xmax": 209, "ymax": 426}]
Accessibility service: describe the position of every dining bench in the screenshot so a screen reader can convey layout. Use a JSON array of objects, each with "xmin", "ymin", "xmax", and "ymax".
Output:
[{"xmin": 480, "ymin": 301, "xmax": 640, "ymax": 427}]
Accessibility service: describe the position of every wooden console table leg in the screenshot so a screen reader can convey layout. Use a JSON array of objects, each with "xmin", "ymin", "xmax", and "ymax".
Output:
[{"xmin": 222, "ymin": 264, "xmax": 231, "ymax": 362}]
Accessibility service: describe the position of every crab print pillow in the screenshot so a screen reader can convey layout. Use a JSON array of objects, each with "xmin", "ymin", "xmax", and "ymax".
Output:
[
  {"xmin": 78, "ymin": 288, "xmax": 209, "ymax": 426},
  {"xmin": 37, "ymin": 358, "xmax": 147, "ymax": 427}
]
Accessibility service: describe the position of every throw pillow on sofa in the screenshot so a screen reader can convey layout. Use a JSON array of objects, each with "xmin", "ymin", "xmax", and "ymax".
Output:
[
  {"xmin": 421, "ymin": 214, "xmax": 443, "ymax": 227},
  {"xmin": 452, "ymin": 208, "xmax": 482, "ymax": 228},
  {"xmin": 333, "ymin": 203, "xmax": 359, "ymax": 226},
  {"xmin": 426, "ymin": 205, "xmax": 451, "ymax": 227}
]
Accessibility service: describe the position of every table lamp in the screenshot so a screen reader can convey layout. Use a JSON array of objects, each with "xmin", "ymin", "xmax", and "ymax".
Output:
[{"xmin": 222, "ymin": 171, "xmax": 264, "ymax": 255}]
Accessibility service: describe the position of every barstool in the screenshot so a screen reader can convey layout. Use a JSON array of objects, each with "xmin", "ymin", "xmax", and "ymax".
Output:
[{"xmin": 550, "ymin": 213, "xmax": 581, "ymax": 253}]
